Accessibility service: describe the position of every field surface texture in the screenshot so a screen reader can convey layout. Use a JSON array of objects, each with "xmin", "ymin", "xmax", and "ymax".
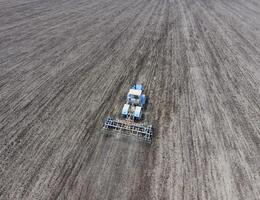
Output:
[{"xmin": 0, "ymin": 0, "xmax": 260, "ymax": 199}]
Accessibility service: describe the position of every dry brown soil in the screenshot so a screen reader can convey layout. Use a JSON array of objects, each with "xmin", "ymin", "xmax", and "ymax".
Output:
[{"xmin": 0, "ymin": 0, "xmax": 260, "ymax": 199}]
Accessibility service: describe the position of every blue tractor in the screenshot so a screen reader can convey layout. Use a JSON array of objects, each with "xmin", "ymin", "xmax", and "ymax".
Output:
[
  {"xmin": 103, "ymin": 84, "xmax": 153, "ymax": 142},
  {"xmin": 121, "ymin": 84, "xmax": 146, "ymax": 120}
]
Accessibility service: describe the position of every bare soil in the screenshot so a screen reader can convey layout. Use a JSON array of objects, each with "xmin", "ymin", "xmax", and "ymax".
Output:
[{"xmin": 0, "ymin": 0, "xmax": 259, "ymax": 199}]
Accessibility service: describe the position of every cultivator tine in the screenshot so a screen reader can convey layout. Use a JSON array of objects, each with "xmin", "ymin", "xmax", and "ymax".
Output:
[{"xmin": 103, "ymin": 117, "xmax": 153, "ymax": 142}]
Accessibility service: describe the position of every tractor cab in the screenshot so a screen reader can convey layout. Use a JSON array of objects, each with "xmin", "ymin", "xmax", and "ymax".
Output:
[
  {"xmin": 127, "ymin": 84, "xmax": 146, "ymax": 107},
  {"xmin": 127, "ymin": 89, "xmax": 142, "ymax": 106}
]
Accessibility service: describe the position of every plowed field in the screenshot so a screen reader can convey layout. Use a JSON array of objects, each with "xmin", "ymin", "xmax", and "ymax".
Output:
[{"xmin": 0, "ymin": 0, "xmax": 260, "ymax": 199}]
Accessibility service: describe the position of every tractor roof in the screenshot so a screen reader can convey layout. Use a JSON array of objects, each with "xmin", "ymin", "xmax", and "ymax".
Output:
[{"xmin": 128, "ymin": 89, "xmax": 142, "ymax": 96}]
